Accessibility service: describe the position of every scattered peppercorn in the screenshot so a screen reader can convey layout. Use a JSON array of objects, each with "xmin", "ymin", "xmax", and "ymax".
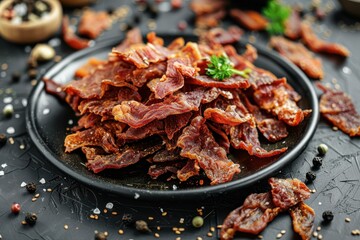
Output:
[
  {"xmin": 322, "ymin": 211, "xmax": 334, "ymax": 222},
  {"xmin": 312, "ymin": 156, "xmax": 323, "ymax": 168},
  {"xmin": 0, "ymin": 133, "xmax": 7, "ymax": 146},
  {"xmin": 106, "ymin": 7, "xmax": 114, "ymax": 15},
  {"xmin": 135, "ymin": 220, "xmax": 151, "ymax": 233},
  {"xmin": 24, "ymin": 212, "xmax": 37, "ymax": 225},
  {"xmin": 94, "ymin": 231, "xmax": 107, "ymax": 240},
  {"xmin": 11, "ymin": 202, "xmax": 21, "ymax": 214},
  {"xmin": 148, "ymin": 5, "xmax": 159, "ymax": 18},
  {"xmin": 133, "ymin": 14, "xmax": 141, "ymax": 24},
  {"xmin": 11, "ymin": 71, "xmax": 21, "ymax": 82},
  {"xmin": 318, "ymin": 144, "xmax": 328, "ymax": 155},
  {"xmin": 26, "ymin": 182, "xmax": 36, "ymax": 193},
  {"xmin": 122, "ymin": 213, "xmax": 134, "ymax": 226},
  {"xmin": 192, "ymin": 216, "xmax": 204, "ymax": 228},
  {"xmin": 306, "ymin": 171, "xmax": 316, "ymax": 183}
]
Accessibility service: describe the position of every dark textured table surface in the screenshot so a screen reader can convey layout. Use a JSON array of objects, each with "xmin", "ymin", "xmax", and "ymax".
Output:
[{"xmin": 0, "ymin": 0, "xmax": 360, "ymax": 239}]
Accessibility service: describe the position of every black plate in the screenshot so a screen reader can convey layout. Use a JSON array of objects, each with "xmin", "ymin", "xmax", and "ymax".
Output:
[{"xmin": 26, "ymin": 35, "xmax": 319, "ymax": 200}]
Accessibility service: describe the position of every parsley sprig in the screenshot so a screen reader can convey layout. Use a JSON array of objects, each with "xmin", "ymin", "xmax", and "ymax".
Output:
[
  {"xmin": 206, "ymin": 55, "xmax": 251, "ymax": 80},
  {"xmin": 262, "ymin": 0, "xmax": 291, "ymax": 35}
]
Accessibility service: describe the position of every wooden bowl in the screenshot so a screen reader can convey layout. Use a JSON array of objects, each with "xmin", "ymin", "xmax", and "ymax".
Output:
[
  {"xmin": 0, "ymin": 0, "xmax": 62, "ymax": 44},
  {"xmin": 338, "ymin": 0, "xmax": 360, "ymax": 18},
  {"xmin": 59, "ymin": 0, "xmax": 96, "ymax": 7}
]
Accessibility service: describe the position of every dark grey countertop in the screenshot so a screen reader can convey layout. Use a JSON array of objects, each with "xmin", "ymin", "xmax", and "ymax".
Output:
[{"xmin": 0, "ymin": 0, "xmax": 360, "ymax": 239}]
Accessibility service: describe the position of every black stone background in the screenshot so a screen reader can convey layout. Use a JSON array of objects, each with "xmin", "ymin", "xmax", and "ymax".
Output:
[{"xmin": 0, "ymin": 0, "xmax": 360, "ymax": 239}]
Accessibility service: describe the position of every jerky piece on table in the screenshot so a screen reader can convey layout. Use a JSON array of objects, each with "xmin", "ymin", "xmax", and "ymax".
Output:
[
  {"xmin": 301, "ymin": 23, "xmax": 350, "ymax": 57},
  {"xmin": 220, "ymin": 192, "xmax": 281, "ymax": 240},
  {"xmin": 289, "ymin": 202, "xmax": 315, "ymax": 240},
  {"xmin": 195, "ymin": 9, "xmax": 226, "ymax": 28},
  {"xmin": 62, "ymin": 16, "xmax": 91, "ymax": 50},
  {"xmin": 317, "ymin": 83, "xmax": 360, "ymax": 136},
  {"xmin": 270, "ymin": 36, "xmax": 323, "ymax": 79},
  {"xmin": 284, "ymin": 8, "xmax": 302, "ymax": 40},
  {"xmin": 200, "ymin": 26, "xmax": 244, "ymax": 47},
  {"xmin": 269, "ymin": 178, "xmax": 311, "ymax": 210},
  {"xmin": 78, "ymin": 10, "xmax": 111, "ymax": 39},
  {"xmin": 177, "ymin": 116, "xmax": 240, "ymax": 185},
  {"xmin": 116, "ymin": 120, "xmax": 165, "ymax": 141},
  {"xmin": 230, "ymin": 9, "xmax": 268, "ymax": 31}
]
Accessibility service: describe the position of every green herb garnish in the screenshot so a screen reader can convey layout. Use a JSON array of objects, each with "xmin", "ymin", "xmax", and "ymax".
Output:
[
  {"xmin": 262, "ymin": 0, "xmax": 291, "ymax": 35},
  {"xmin": 206, "ymin": 55, "xmax": 251, "ymax": 80}
]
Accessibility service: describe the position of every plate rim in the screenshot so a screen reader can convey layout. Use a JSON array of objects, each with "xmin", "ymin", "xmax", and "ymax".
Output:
[{"xmin": 26, "ymin": 34, "xmax": 319, "ymax": 200}]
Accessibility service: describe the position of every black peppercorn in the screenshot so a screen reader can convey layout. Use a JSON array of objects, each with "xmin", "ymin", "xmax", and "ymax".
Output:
[
  {"xmin": 94, "ymin": 231, "xmax": 107, "ymax": 240},
  {"xmin": 312, "ymin": 156, "xmax": 323, "ymax": 168},
  {"xmin": 106, "ymin": 7, "xmax": 114, "ymax": 15},
  {"xmin": 135, "ymin": 220, "xmax": 151, "ymax": 233},
  {"xmin": 11, "ymin": 71, "xmax": 21, "ymax": 82},
  {"xmin": 25, "ymin": 212, "xmax": 37, "ymax": 225},
  {"xmin": 306, "ymin": 171, "xmax": 316, "ymax": 183},
  {"xmin": 26, "ymin": 182, "xmax": 37, "ymax": 193},
  {"xmin": 122, "ymin": 213, "xmax": 134, "ymax": 225},
  {"xmin": 0, "ymin": 133, "xmax": 7, "ymax": 147},
  {"xmin": 133, "ymin": 14, "xmax": 141, "ymax": 24},
  {"xmin": 322, "ymin": 211, "xmax": 334, "ymax": 222},
  {"xmin": 148, "ymin": 5, "xmax": 158, "ymax": 18}
]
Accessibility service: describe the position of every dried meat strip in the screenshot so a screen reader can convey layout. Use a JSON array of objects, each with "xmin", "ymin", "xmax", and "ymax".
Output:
[
  {"xmin": 253, "ymin": 78, "xmax": 311, "ymax": 126},
  {"xmin": 112, "ymin": 90, "xmax": 204, "ymax": 128},
  {"xmin": 43, "ymin": 78, "xmax": 66, "ymax": 101},
  {"xmin": 289, "ymin": 202, "xmax": 315, "ymax": 240},
  {"xmin": 164, "ymin": 112, "xmax": 193, "ymax": 140},
  {"xmin": 177, "ymin": 116, "xmax": 240, "ymax": 185},
  {"xmin": 78, "ymin": 10, "xmax": 111, "ymax": 39},
  {"xmin": 148, "ymin": 57, "xmax": 195, "ymax": 99},
  {"xmin": 74, "ymin": 58, "xmax": 107, "ymax": 79},
  {"xmin": 64, "ymin": 127, "xmax": 118, "ymax": 153},
  {"xmin": 177, "ymin": 159, "xmax": 200, "ymax": 182},
  {"xmin": 243, "ymin": 96, "xmax": 288, "ymax": 142},
  {"xmin": 301, "ymin": 23, "xmax": 349, "ymax": 57},
  {"xmin": 113, "ymin": 28, "xmax": 143, "ymax": 53},
  {"xmin": 112, "ymin": 43, "xmax": 170, "ymax": 68},
  {"xmin": 284, "ymin": 9, "xmax": 302, "ymax": 40},
  {"xmin": 131, "ymin": 62, "xmax": 167, "ymax": 87},
  {"xmin": 318, "ymin": 84, "xmax": 360, "ymax": 136},
  {"xmin": 151, "ymin": 148, "xmax": 181, "ymax": 163},
  {"xmin": 148, "ymin": 161, "xmax": 185, "ymax": 180},
  {"xmin": 116, "ymin": 120, "xmax": 164, "ymax": 141},
  {"xmin": 64, "ymin": 61, "xmax": 135, "ymax": 99},
  {"xmin": 230, "ymin": 122, "xmax": 288, "ymax": 158},
  {"xmin": 187, "ymin": 75, "xmax": 250, "ymax": 89},
  {"xmin": 230, "ymin": 9, "xmax": 268, "ymax": 31},
  {"xmin": 220, "ymin": 192, "xmax": 281, "ymax": 240},
  {"xmin": 62, "ymin": 16, "xmax": 90, "ymax": 50},
  {"xmin": 269, "ymin": 178, "xmax": 311, "ymax": 210},
  {"xmin": 242, "ymin": 44, "xmax": 258, "ymax": 63},
  {"xmin": 86, "ymin": 139, "xmax": 163, "ymax": 173},
  {"xmin": 204, "ymin": 96, "xmax": 253, "ymax": 126},
  {"xmin": 190, "ymin": 0, "xmax": 226, "ymax": 15},
  {"xmin": 196, "ymin": 9, "xmax": 226, "ymax": 28},
  {"xmin": 270, "ymin": 36, "xmax": 323, "ymax": 79},
  {"xmin": 201, "ymin": 27, "xmax": 244, "ymax": 47}
]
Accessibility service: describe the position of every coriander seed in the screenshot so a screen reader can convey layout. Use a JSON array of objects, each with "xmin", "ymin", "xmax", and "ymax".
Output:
[
  {"xmin": 135, "ymin": 220, "xmax": 151, "ymax": 233},
  {"xmin": 192, "ymin": 216, "xmax": 204, "ymax": 228},
  {"xmin": 318, "ymin": 144, "xmax": 328, "ymax": 155}
]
